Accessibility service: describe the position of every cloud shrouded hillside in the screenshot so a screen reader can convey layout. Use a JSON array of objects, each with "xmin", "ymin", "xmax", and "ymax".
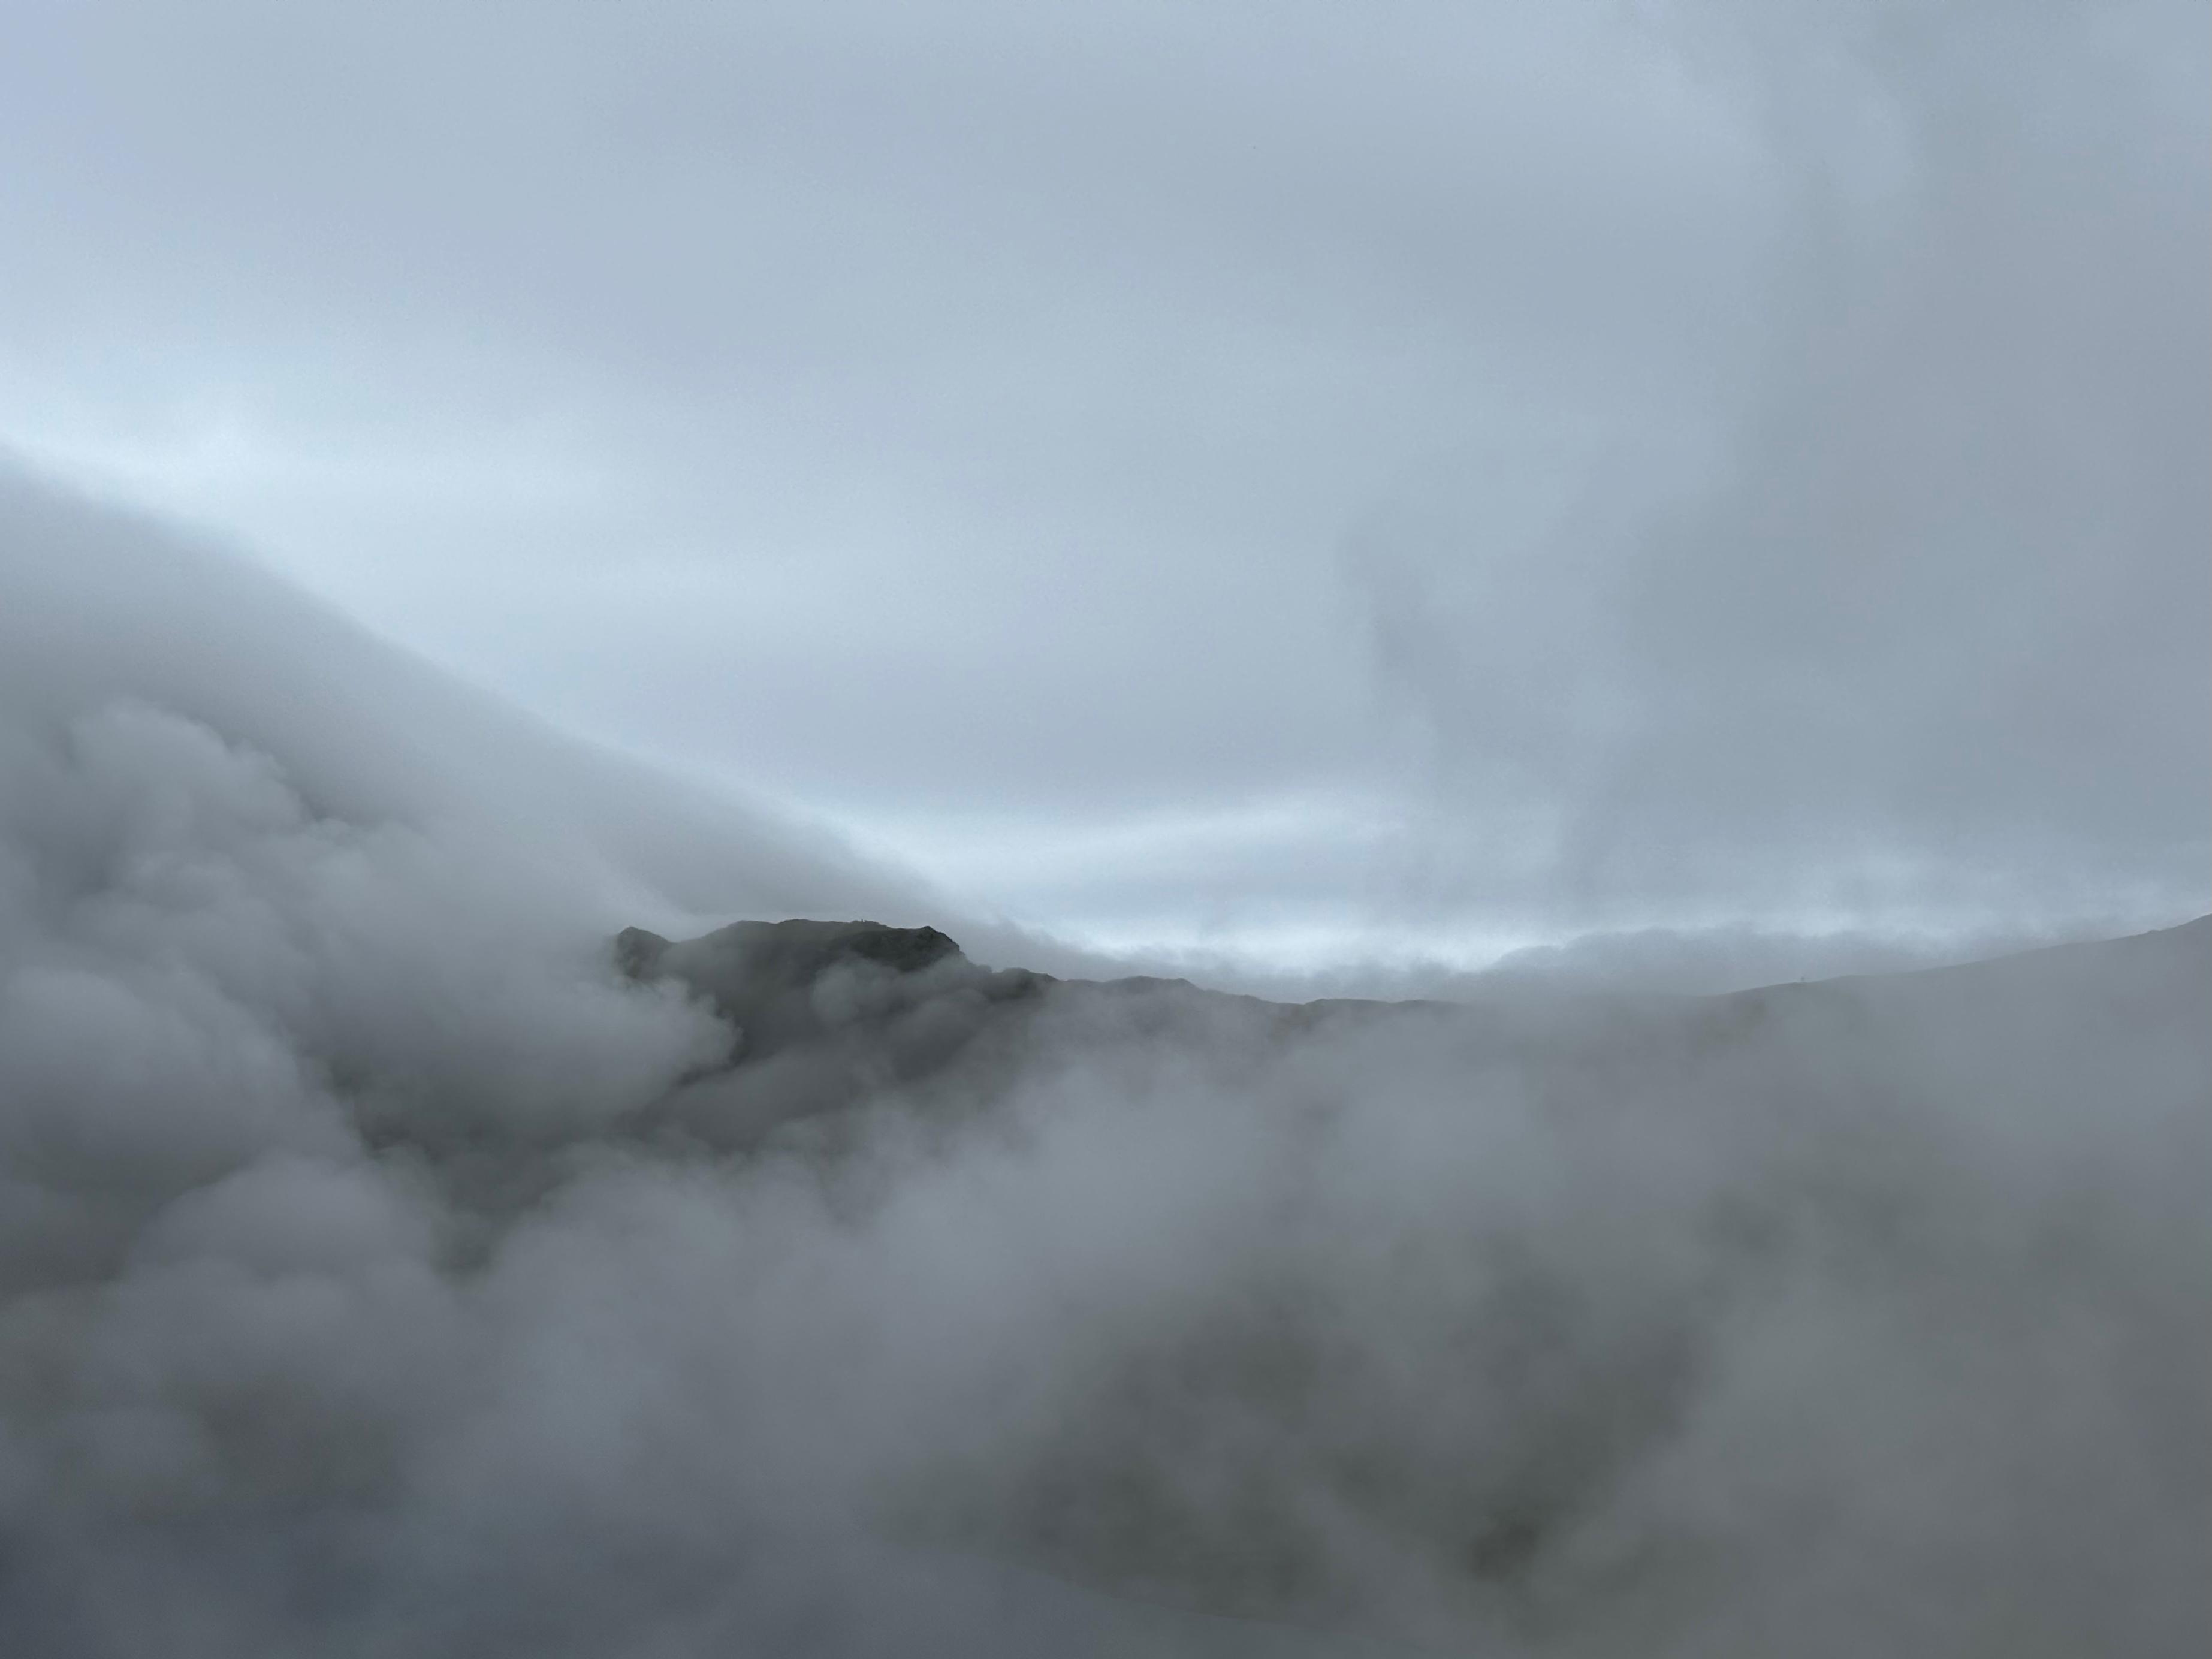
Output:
[{"xmin": 1, "ymin": 469, "xmax": 2206, "ymax": 1655}]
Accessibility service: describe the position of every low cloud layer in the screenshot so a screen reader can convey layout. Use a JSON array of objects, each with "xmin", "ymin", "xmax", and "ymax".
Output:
[{"xmin": 2, "ymin": 472, "xmax": 2205, "ymax": 1654}]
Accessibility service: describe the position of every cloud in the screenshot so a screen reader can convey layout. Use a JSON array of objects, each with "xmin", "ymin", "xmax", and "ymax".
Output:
[
  {"xmin": 5, "ymin": 2, "xmax": 2194, "ymax": 961},
  {"xmin": 0, "ymin": 0, "xmax": 1771, "ymax": 949},
  {"xmin": 1352, "ymin": 0, "xmax": 2211, "ymax": 930},
  {"xmin": 4, "ymin": 2, "xmax": 2196, "ymax": 961},
  {"xmin": 2, "ymin": 466, "xmax": 2207, "ymax": 1653}
]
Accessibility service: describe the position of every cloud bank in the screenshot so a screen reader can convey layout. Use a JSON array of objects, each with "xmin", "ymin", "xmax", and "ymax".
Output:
[{"xmin": 2, "ymin": 469, "xmax": 2205, "ymax": 1654}]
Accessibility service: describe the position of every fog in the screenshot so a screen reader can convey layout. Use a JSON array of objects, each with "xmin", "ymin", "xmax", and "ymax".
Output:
[
  {"xmin": 1, "ymin": 466, "xmax": 2205, "ymax": 1654},
  {"xmin": 4, "ymin": 0, "xmax": 2208, "ymax": 1652}
]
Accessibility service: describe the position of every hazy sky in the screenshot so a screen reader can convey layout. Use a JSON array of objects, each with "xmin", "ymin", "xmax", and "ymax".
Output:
[{"xmin": 3, "ymin": 0, "xmax": 2204, "ymax": 967}]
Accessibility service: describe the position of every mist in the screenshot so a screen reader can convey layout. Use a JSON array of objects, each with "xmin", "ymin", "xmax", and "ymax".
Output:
[
  {"xmin": 3, "ymin": 0, "xmax": 2208, "ymax": 1653},
  {"xmin": 1, "ymin": 465, "xmax": 2205, "ymax": 1654}
]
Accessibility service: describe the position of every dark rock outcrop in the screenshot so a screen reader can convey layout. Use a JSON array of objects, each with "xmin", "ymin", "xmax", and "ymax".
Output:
[
  {"xmin": 614, "ymin": 918, "xmax": 1054, "ymax": 1144},
  {"xmin": 619, "ymin": 918, "xmax": 1038, "ymax": 1057}
]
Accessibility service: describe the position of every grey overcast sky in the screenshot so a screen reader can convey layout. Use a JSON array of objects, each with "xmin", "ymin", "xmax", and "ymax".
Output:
[{"xmin": 2, "ymin": 0, "xmax": 2205, "ymax": 969}]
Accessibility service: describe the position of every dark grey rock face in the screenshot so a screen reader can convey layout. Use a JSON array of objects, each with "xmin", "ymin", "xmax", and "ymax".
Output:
[
  {"xmin": 614, "ymin": 918, "xmax": 1054, "ymax": 1144},
  {"xmin": 620, "ymin": 919, "xmax": 1037, "ymax": 1055},
  {"xmin": 626, "ymin": 919, "xmax": 965, "ymax": 1002}
]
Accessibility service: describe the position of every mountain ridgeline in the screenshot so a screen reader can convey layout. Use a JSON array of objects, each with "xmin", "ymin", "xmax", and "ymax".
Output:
[{"xmin": 609, "ymin": 916, "xmax": 1448, "ymax": 1150}]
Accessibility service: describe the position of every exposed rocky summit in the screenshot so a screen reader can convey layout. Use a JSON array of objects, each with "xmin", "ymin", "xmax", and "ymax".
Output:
[
  {"xmin": 617, "ymin": 918, "xmax": 1041, "ymax": 1057},
  {"xmin": 617, "ymin": 918, "xmax": 966, "ymax": 986},
  {"xmin": 611, "ymin": 916, "xmax": 1439, "ymax": 1151},
  {"xmin": 613, "ymin": 918, "xmax": 1063, "ymax": 1143}
]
